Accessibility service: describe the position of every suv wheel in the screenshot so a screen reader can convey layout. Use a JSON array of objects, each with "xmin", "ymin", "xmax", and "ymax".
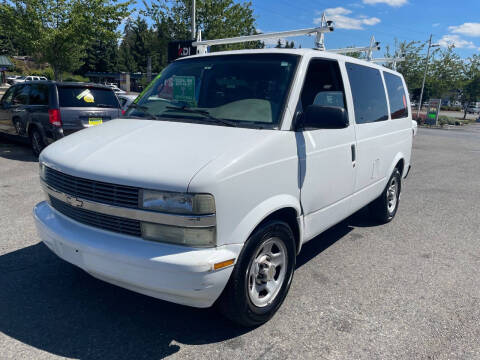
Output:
[
  {"xmin": 13, "ymin": 119, "xmax": 23, "ymax": 135},
  {"xmin": 30, "ymin": 128, "xmax": 46, "ymax": 157},
  {"xmin": 218, "ymin": 220, "xmax": 296, "ymax": 327},
  {"xmin": 369, "ymin": 168, "xmax": 402, "ymax": 223}
]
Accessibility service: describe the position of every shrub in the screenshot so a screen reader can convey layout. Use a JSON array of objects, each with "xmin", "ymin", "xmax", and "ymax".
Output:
[
  {"xmin": 30, "ymin": 67, "xmax": 54, "ymax": 80},
  {"xmin": 62, "ymin": 73, "xmax": 89, "ymax": 82},
  {"xmin": 440, "ymin": 106, "xmax": 462, "ymax": 112}
]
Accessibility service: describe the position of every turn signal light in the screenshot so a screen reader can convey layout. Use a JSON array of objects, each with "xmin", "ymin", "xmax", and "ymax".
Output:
[
  {"xmin": 213, "ymin": 259, "xmax": 235, "ymax": 271},
  {"xmin": 48, "ymin": 109, "xmax": 62, "ymax": 126}
]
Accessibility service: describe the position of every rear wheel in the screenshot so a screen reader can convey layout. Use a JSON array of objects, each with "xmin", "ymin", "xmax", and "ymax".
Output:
[
  {"xmin": 30, "ymin": 127, "xmax": 46, "ymax": 157},
  {"xmin": 369, "ymin": 168, "xmax": 401, "ymax": 223},
  {"xmin": 218, "ymin": 220, "xmax": 296, "ymax": 327}
]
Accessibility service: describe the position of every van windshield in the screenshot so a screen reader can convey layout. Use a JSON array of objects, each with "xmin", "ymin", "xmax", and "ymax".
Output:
[{"xmin": 126, "ymin": 53, "xmax": 299, "ymax": 129}]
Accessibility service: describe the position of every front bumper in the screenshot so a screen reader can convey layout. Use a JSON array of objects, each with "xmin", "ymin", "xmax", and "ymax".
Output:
[{"xmin": 33, "ymin": 201, "xmax": 241, "ymax": 308}]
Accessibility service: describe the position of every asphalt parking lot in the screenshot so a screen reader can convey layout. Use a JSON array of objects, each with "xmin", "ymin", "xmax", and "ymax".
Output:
[{"xmin": 1, "ymin": 125, "xmax": 479, "ymax": 359}]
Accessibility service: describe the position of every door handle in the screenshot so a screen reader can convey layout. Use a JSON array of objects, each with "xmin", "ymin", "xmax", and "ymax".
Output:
[{"xmin": 351, "ymin": 144, "xmax": 356, "ymax": 166}]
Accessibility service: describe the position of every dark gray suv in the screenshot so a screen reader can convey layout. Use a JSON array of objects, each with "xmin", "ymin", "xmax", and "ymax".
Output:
[{"xmin": 0, "ymin": 81, "xmax": 122, "ymax": 156}]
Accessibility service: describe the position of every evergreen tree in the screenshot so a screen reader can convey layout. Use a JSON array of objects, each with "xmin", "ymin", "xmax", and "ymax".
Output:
[
  {"xmin": 118, "ymin": 16, "xmax": 161, "ymax": 73},
  {"xmin": 78, "ymin": 38, "xmax": 119, "ymax": 74},
  {"xmin": 144, "ymin": 0, "xmax": 261, "ymax": 68}
]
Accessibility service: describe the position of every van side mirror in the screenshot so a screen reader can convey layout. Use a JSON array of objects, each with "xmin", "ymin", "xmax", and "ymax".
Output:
[{"xmin": 296, "ymin": 105, "xmax": 349, "ymax": 130}]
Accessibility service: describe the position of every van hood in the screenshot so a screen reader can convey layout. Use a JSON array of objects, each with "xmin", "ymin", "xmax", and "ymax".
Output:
[{"xmin": 40, "ymin": 118, "xmax": 275, "ymax": 192}]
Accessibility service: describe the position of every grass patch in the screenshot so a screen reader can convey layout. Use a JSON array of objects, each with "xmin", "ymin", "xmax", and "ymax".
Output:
[{"xmin": 438, "ymin": 115, "xmax": 475, "ymax": 126}]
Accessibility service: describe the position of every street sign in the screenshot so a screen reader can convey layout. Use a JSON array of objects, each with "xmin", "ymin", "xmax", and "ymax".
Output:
[
  {"xmin": 168, "ymin": 40, "xmax": 197, "ymax": 63},
  {"xmin": 426, "ymin": 99, "xmax": 441, "ymax": 125}
]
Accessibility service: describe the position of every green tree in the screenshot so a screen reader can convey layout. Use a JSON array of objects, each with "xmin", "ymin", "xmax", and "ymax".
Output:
[
  {"xmin": 118, "ymin": 16, "xmax": 162, "ymax": 73},
  {"xmin": 278, "ymin": 40, "xmax": 295, "ymax": 48},
  {"xmin": 3, "ymin": 0, "xmax": 131, "ymax": 80},
  {"xmin": 429, "ymin": 46, "xmax": 464, "ymax": 100},
  {"xmin": 461, "ymin": 75, "xmax": 480, "ymax": 119},
  {"xmin": 394, "ymin": 40, "xmax": 429, "ymax": 99},
  {"xmin": 463, "ymin": 54, "xmax": 480, "ymax": 80},
  {"xmin": 78, "ymin": 38, "xmax": 119, "ymax": 75},
  {"xmin": 0, "ymin": 2, "xmax": 30, "ymax": 55},
  {"xmin": 144, "ymin": 0, "xmax": 261, "ymax": 67}
]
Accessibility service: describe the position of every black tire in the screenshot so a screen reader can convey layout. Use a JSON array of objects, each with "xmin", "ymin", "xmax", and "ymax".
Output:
[
  {"xmin": 13, "ymin": 118, "xmax": 23, "ymax": 136},
  {"xmin": 30, "ymin": 127, "xmax": 46, "ymax": 157},
  {"xmin": 218, "ymin": 220, "xmax": 296, "ymax": 327},
  {"xmin": 369, "ymin": 168, "xmax": 402, "ymax": 223}
]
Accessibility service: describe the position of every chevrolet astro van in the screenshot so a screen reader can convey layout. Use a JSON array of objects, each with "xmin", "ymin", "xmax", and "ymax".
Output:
[{"xmin": 34, "ymin": 48, "xmax": 414, "ymax": 326}]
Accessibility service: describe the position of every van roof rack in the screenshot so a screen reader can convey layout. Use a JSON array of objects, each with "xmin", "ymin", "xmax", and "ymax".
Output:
[
  {"xmin": 193, "ymin": 12, "xmax": 334, "ymax": 54},
  {"xmin": 328, "ymin": 36, "xmax": 380, "ymax": 60},
  {"xmin": 192, "ymin": 13, "xmax": 390, "ymax": 65},
  {"xmin": 370, "ymin": 56, "xmax": 405, "ymax": 70}
]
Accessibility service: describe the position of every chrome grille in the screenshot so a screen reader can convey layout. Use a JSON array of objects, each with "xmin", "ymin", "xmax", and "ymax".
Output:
[
  {"xmin": 50, "ymin": 196, "xmax": 141, "ymax": 237},
  {"xmin": 44, "ymin": 166, "xmax": 139, "ymax": 208}
]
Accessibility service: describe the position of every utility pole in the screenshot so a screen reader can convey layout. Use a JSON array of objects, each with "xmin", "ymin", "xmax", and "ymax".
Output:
[
  {"xmin": 191, "ymin": 0, "xmax": 196, "ymax": 40},
  {"xmin": 417, "ymin": 34, "xmax": 439, "ymax": 119},
  {"xmin": 147, "ymin": 56, "xmax": 152, "ymax": 83}
]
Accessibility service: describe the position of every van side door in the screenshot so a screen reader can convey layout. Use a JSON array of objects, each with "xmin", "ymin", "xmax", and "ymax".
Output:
[
  {"xmin": 0, "ymin": 86, "xmax": 16, "ymax": 133},
  {"xmin": 27, "ymin": 83, "xmax": 50, "ymax": 138},
  {"xmin": 9, "ymin": 84, "xmax": 31, "ymax": 136},
  {"xmin": 345, "ymin": 62, "xmax": 399, "ymax": 212},
  {"xmin": 296, "ymin": 59, "xmax": 357, "ymax": 241}
]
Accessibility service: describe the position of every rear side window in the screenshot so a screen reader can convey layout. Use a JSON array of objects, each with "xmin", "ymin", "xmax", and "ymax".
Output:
[
  {"xmin": 384, "ymin": 72, "xmax": 408, "ymax": 119},
  {"xmin": 12, "ymin": 85, "xmax": 30, "ymax": 105},
  {"xmin": 346, "ymin": 63, "xmax": 388, "ymax": 124},
  {"xmin": 30, "ymin": 84, "xmax": 49, "ymax": 105},
  {"xmin": 58, "ymin": 87, "xmax": 119, "ymax": 108}
]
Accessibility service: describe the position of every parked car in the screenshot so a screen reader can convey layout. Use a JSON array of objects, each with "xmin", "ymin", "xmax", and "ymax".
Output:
[
  {"xmin": 6, "ymin": 75, "xmax": 22, "ymax": 85},
  {"xmin": 13, "ymin": 75, "xmax": 48, "ymax": 84},
  {"xmin": 9, "ymin": 75, "xmax": 25, "ymax": 84},
  {"xmin": 105, "ymin": 83, "xmax": 126, "ymax": 94},
  {"xmin": 466, "ymin": 102, "xmax": 480, "ymax": 114},
  {"xmin": 0, "ymin": 81, "xmax": 122, "ymax": 156},
  {"xmin": 34, "ymin": 49, "xmax": 414, "ymax": 326},
  {"xmin": 117, "ymin": 94, "xmax": 137, "ymax": 111}
]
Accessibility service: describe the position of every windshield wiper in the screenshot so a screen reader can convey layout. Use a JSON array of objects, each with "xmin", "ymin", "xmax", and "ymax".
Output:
[
  {"xmin": 166, "ymin": 105, "xmax": 237, "ymax": 127},
  {"xmin": 128, "ymin": 103, "xmax": 162, "ymax": 120}
]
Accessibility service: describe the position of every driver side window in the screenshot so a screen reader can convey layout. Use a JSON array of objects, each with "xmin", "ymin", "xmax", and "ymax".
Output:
[
  {"xmin": 12, "ymin": 85, "xmax": 29, "ymax": 105},
  {"xmin": 2, "ymin": 87, "xmax": 15, "ymax": 105},
  {"xmin": 299, "ymin": 59, "xmax": 347, "ymax": 111}
]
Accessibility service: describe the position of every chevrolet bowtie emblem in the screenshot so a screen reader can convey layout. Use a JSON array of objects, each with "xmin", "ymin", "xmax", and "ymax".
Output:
[{"xmin": 65, "ymin": 195, "xmax": 84, "ymax": 208}]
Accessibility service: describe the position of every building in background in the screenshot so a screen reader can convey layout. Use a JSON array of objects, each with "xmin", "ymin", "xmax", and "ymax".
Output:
[
  {"xmin": 0, "ymin": 56, "xmax": 14, "ymax": 84},
  {"xmin": 84, "ymin": 72, "xmax": 157, "ymax": 93}
]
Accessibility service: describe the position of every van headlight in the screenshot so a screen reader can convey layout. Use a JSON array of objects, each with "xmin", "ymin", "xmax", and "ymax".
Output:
[
  {"xmin": 141, "ymin": 190, "xmax": 215, "ymax": 215},
  {"xmin": 141, "ymin": 223, "xmax": 216, "ymax": 247},
  {"xmin": 141, "ymin": 190, "xmax": 216, "ymax": 247},
  {"xmin": 39, "ymin": 162, "xmax": 46, "ymax": 180}
]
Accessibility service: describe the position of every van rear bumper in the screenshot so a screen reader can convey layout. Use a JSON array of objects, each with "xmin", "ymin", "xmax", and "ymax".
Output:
[{"xmin": 33, "ymin": 201, "xmax": 240, "ymax": 308}]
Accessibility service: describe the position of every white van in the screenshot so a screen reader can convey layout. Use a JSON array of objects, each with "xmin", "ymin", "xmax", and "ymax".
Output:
[{"xmin": 34, "ymin": 48, "xmax": 414, "ymax": 326}]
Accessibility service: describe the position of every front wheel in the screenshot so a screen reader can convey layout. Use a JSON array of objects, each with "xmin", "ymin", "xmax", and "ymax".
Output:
[
  {"xmin": 218, "ymin": 220, "xmax": 296, "ymax": 327},
  {"xmin": 369, "ymin": 168, "xmax": 402, "ymax": 223}
]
